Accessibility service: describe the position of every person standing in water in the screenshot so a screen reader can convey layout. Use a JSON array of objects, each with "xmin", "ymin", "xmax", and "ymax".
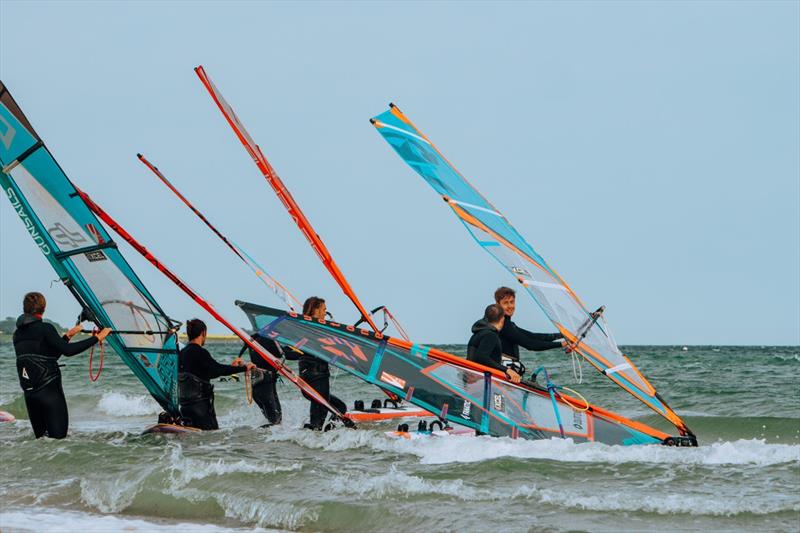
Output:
[
  {"xmin": 178, "ymin": 318, "xmax": 254, "ymax": 430},
  {"xmin": 296, "ymin": 297, "xmax": 348, "ymax": 430},
  {"xmin": 468, "ymin": 303, "xmax": 522, "ymax": 383},
  {"xmin": 13, "ymin": 291, "xmax": 111, "ymax": 439},
  {"xmin": 493, "ymin": 287, "xmax": 564, "ymax": 374},
  {"xmin": 238, "ymin": 332, "xmax": 283, "ymax": 427}
]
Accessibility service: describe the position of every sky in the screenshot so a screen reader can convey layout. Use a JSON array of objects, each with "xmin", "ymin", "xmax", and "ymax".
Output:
[{"xmin": 0, "ymin": 1, "xmax": 798, "ymax": 345}]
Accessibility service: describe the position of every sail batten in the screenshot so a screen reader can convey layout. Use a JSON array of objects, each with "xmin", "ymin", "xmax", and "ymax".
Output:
[{"xmin": 371, "ymin": 104, "xmax": 692, "ymax": 436}]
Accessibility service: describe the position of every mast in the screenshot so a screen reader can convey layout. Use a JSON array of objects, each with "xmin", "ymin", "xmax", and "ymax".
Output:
[
  {"xmin": 193, "ymin": 66, "xmax": 402, "ymax": 337},
  {"xmin": 137, "ymin": 153, "xmax": 301, "ymax": 311}
]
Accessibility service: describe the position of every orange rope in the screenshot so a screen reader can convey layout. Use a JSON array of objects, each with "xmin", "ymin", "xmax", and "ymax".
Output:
[{"xmin": 88, "ymin": 330, "xmax": 105, "ymax": 382}]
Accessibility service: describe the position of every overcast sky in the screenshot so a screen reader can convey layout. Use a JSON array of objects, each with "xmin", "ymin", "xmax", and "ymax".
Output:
[{"xmin": 1, "ymin": 1, "xmax": 798, "ymax": 345}]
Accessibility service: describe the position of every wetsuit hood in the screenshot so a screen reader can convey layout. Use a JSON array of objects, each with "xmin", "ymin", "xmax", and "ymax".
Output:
[
  {"xmin": 16, "ymin": 313, "xmax": 42, "ymax": 329},
  {"xmin": 471, "ymin": 318, "xmax": 498, "ymax": 334}
]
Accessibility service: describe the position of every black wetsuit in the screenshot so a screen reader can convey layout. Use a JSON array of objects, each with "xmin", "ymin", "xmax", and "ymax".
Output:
[
  {"xmin": 467, "ymin": 319, "xmax": 508, "ymax": 373},
  {"xmin": 178, "ymin": 343, "xmax": 244, "ymax": 430},
  {"xmin": 499, "ymin": 316, "xmax": 562, "ymax": 361},
  {"xmin": 13, "ymin": 314, "xmax": 98, "ymax": 439},
  {"xmin": 284, "ymin": 348, "xmax": 346, "ymax": 430},
  {"xmin": 239, "ymin": 334, "xmax": 282, "ymax": 425}
]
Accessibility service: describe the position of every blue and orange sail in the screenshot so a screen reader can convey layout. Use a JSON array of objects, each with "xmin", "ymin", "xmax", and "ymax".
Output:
[
  {"xmin": 371, "ymin": 104, "xmax": 693, "ymax": 438},
  {"xmin": 0, "ymin": 81, "xmax": 181, "ymax": 415}
]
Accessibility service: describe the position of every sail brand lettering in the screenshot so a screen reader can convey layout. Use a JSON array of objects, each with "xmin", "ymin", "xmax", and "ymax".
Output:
[
  {"xmin": 493, "ymin": 393, "xmax": 504, "ymax": 411},
  {"xmin": 0, "ymin": 113, "xmax": 16, "ymax": 150},
  {"xmin": 6, "ymin": 187, "xmax": 50, "ymax": 255},
  {"xmin": 573, "ymin": 411, "xmax": 584, "ymax": 430},
  {"xmin": 461, "ymin": 400, "xmax": 472, "ymax": 419},
  {"xmin": 48, "ymin": 222, "xmax": 87, "ymax": 249}
]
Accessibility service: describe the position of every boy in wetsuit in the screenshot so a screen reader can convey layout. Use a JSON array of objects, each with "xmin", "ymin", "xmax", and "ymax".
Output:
[
  {"xmin": 467, "ymin": 303, "xmax": 522, "ymax": 383},
  {"xmin": 13, "ymin": 291, "xmax": 111, "ymax": 439},
  {"xmin": 178, "ymin": 319, "xmax": 254, "ymax": 430},
  {"xmin": 494, "ymin": 287, "xmax": 564, "ymax": 374}
]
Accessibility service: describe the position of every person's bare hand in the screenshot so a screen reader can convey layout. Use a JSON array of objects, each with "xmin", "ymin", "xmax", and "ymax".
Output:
[
  {"xmin": 506, "ymin": 369, "xmax": 522, "ymax": 383},
  {"xmin": 96, "ymin": 327, "xmax": 112, "ymax": 341},
  {"xmin": 66, "ymin": 325, "xmax": 82, "ymax": 339},
  {"xmin": 245, "ymin": 362, "xmax": 257, "ymax": 371},
  {"xmin": 231, "ymin": 357, "xmax": 245, "ymax": 367}
]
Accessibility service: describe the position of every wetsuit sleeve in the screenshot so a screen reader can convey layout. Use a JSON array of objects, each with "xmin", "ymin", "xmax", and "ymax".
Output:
[
  {"xmin": 471, "ymin": 336, "xmax": 508, "ymax": 372},
  {"xmin": 504, "ymin": 323, "xmax": 562, "ymax": 352},
  {"xmin": 198, "ymin": 349, "xmax": 245, "ymax": 379},
  {"xmin": 44, "ymin": 323, "xmax": 98, "ymax": 357}
]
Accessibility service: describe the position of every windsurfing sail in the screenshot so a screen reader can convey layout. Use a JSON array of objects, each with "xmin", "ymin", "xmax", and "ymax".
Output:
[
  {"xmin": 371, "ymin": 104, "xmax": 693, "ymax": 437},
  {"xmin": 0, "ymin": 81, "xmax": 181, "ymax": 415},
  {"xmin": 137, "ymin": 153, "xmax": 301, "ymax": 311},
  {"xmin": 77, "ymin": 188, "xmax": 350, "ymax": 422},
  {"xmin": 240, "ymin": 301, "xmax": 677, "ymax": 446},
  {"xmin": 194, "ymin": 66, "xmax": 408, "ymax": 340}
]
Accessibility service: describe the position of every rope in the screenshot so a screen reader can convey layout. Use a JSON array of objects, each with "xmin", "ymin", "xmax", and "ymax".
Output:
[
  {"xmin": 88, "ymin": 331, "xmax": 105, "ymax": 382},
  {"xmin": 244, "ymin": 367, "xmax": 253, "ymax": 405},
  {"xmin": 558, "ymin": 386, "xmax": 589, "ymax": 412},
  {"xmin": 571, "ymin": 350, "xmax": 583, "ymax": 384}
]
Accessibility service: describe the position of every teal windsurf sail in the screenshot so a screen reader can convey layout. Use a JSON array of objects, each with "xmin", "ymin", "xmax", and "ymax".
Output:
[
  {"xmin": 0, "ymin": 81, "xmax": 181, "ymax": 415},
  {"xmin": 371, "ymin": 104, "xmax": 693, "ymax": 438}
]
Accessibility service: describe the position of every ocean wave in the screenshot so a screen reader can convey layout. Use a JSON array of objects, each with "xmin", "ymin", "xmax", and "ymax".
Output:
[
  {"xmin": 165, "ymin": 444, "xmax": 302, "ymax": 487},
  {"xmin": 79, "ymin": 466, "xmax": 155, "ymax": 513},
  {"xmin": 0, "ymin": 506, "xmax": 279, "ymax": 532},
  {"xmin": 329, "ymin": 466, "xmax": 799, "ymax": 516},
  {"xmin": 96, "ymin": 392, "xmax": 161, "ymax": 417},
  {"xmin": 535, "ymin": 488, "xmax": 800, "ymax": 516}
]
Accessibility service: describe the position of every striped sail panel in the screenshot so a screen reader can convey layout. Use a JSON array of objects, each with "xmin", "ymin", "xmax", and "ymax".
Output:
[
  {"xmin": 371, "ymin": 104, "xmax": 689, "ymax": 434},
  {"xmin": 0, "ymin": 82, "xmax": 179, "ymax": 414},
  {"xmin": 241, "ymin": 304, "xmax": 665, "ymax": 446}
]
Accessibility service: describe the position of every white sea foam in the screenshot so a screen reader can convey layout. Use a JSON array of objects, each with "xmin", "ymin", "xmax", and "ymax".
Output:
[
  {"xmin": 265, "ymin": 427, "xmax": 800, "ymax": 467},
  {"xmin": 0, "ymin": 507, "xmax": 279, "ymax": 532},
  {"xmin": 96, "ymin": 392, "xmax": 161, "ymax": 417}
]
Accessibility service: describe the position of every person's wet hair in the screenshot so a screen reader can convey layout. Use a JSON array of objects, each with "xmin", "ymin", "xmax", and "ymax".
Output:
[
  {"xmin": 484, "ymin": 303, "xmax": 505, "ymax": 324},
  {"xmin": 186, "ymin": 318, "xmax": 207, "ymax": 340},
  {"xmin": 23, "ymin": 292, "xmax": 46, "ymax": 315},
  {"xmin": 494, "ymin": 286, "xmax": 516, "ymax": 303},
  {"xmin": 302, "ymin": 297, "xmax": 326, "ymax": 317}
]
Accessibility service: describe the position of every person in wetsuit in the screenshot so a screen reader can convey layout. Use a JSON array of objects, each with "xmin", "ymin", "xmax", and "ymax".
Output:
[
  {"xmin": 13, "ymin": 292, "xmax": 111, "ymax": 439},
  {"xmin": 494, "ymin": 287, "xmax": 564, "ymax": 374},
  {"xmin": 295, "ymin": 297, "xmax": 347, "ymax": 430},
  {"xmin": 178, "ymin": 318, "xmax": 255, "ymax": 430},
  {"xmin": 468, "ymin": 303, "xmax": 522, "ymax": 383},
  {"xmin": 238, "ymin": 333, "xmax": 282, "ymax": 426}
]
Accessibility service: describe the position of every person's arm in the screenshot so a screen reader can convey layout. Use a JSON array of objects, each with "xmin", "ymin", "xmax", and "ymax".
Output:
[
  {"xmin": 505, "ymin": 323, "xmax": 562, "ymax": 352},
  {"xmin": 44, "ymin": 323, "xmax": 98, "ymax": 357},
  {"xmin": 198, "ymin": 349, "xmax": 246, "ymax": 379}
]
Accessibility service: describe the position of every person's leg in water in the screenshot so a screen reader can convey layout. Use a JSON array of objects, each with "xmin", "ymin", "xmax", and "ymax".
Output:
[
  {"xmin": 305, "ymin": 372, "xmax": 329, "ymax": 430},
  {"xmin": 252, "ymin": 371, "xmax": 282, "ymax": 426},
  {"xmin": 180, "ymin": 399, "xmax": 219, "ymax": 430},
  {"xmin": 24, "ymin": 379, "xmax": 69, "ymax": 439}
]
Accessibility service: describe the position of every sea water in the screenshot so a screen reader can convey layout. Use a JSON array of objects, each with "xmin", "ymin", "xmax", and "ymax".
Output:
[{"xmin": 1, "ymin": 343, "xmax": 798, "ymax": 532}]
